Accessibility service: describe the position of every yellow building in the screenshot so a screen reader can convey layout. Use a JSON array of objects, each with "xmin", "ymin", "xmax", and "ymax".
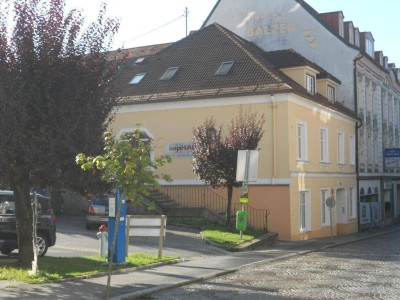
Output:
[{"xmin": 111, "ymin": 23, "xmax": 358, "ymax": 240}]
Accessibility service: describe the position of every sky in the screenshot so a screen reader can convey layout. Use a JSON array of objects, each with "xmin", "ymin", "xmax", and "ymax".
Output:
[{"xmin": 65, "ymin": 0, "xmax": 400, "ymax": 65}]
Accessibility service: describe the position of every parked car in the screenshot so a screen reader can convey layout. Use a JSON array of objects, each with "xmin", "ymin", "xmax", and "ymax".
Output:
[
  {"xmin": 86, "ymin": 194, "xmax": 109, "ymax": 230},
  {"xmin": 0, "ymin": 190, "xmax": 57, "ymax": 257}
]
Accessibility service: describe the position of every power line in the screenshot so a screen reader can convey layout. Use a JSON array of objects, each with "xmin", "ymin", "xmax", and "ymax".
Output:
[{"xmin": 122, "ymin": 14, "xmax": 184, "ymax": 45}]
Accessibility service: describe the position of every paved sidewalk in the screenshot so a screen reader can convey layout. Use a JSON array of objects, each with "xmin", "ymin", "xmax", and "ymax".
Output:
[{"xmin": 1, "ymin": 224, "xmax": 399, "ymax": 300}]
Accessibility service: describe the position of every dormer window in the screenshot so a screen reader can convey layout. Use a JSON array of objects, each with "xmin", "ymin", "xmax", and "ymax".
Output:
[
  {"xmin": 216, "ymin": 61, "xmax": 234, "ymax": 75},
  {"xmin": 135, "ymin": 57, "xmax": 145, "ymax": 64},
  {"xmin": 129, "ymin": 73, "xmax": 146, "ymax": 84},
  {"xmin": 354, "ymin": 28, "xmax": 360, "ymax": 47},
  {"xmin": 338, "ymin": 13, "xmax": 344, "ymax": 37},
  {"xmin": 361, "ymin": 32, "xmax": 375, "ymax": 57},
  {"xmin": 160, "ymin": 67, "xmax": 179, "ymax": 81},
  {"xmin": 366, "ymin": 39, "xmax": 374, "ymax": 57},
  {"xmin": 306, "ymin": 74, "xmax": 315, "ymax": 94},
  {"xmin": 327, "ymin": 85, "xmax": 335, "ymax": 102}
]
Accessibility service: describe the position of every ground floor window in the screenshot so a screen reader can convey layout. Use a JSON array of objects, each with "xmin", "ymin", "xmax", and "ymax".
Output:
[
  {"xmin": 321, "ymin": 189, "xmax": 330, "ymax": 226},
  {"xmin": 349, "ymin": 187, "xmax": 357, "ymax": 219},
  {"xmin": 300, "ymin": 191, "xmax": 311, "ymax": 231}
]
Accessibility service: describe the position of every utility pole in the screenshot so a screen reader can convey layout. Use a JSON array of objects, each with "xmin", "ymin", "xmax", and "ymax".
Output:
[{"xmin": 184, "ymin": 7, "xmax": 189, "ymax": 36}]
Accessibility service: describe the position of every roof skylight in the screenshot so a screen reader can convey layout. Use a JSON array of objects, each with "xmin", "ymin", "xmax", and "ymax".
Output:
[
  {"xmin": 215, "ymin": 61, "xmax": 234, "ymax": 75},
  {"xmin": 135, "ymin": 57, "xmax": 145, "ymax": 64},
  {"xmin": 129, "ymin": 73, "xmax": 146, "ymax": 84},
  {"xmin": 160, "ymin": 67, "xmax": 179, "ymax": 81}
]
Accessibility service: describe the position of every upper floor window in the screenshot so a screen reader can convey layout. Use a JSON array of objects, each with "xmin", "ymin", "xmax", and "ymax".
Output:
[
  {"xmin": 327, "ymin": 85, "xmax": 335, "ymax": 102},
  {"xmin": 306, "ymin": 74, "xmax": 315, "ymax": 94},
  {"xmin": 320, "ymin": 128, "xmax": 328, "ymax": 163},
  {"xmin": 297, "ymin": 121, "xmax": 308, "ymax": 161},
  {"xmin": 338, "ymin": 131, "xmax": 345, "ymax": 164},
  {"xmin": 350, "ymin": 134, "xmax": 356, "ymax": 165}
]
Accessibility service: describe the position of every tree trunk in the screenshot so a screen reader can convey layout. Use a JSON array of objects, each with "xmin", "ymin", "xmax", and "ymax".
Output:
[
  {"xmin": 11, "ymin": 173, "xmax": 33, "ymax": 268},
  {"xmin": 226, "ymin": 184, "xmax": 233, "ymax": 228}
]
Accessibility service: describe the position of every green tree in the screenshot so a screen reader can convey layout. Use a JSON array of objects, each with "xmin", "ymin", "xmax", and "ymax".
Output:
[
  {"xmin": 76, "ymin": 131, "xmax": 172, "ymax": 200},
  {"xmin": 0, "ymin": 0, "xmax": 119, "ymax": 267},
  {"xmin": 192, "ymin": 109, "xmax": 265, "ymax": 227},
  {"xmin": 76, "ymin": 130, "xmax": 172, "ymax": 299}
]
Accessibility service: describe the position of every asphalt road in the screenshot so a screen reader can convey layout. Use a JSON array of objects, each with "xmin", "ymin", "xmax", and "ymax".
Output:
[
  {"xmin": 48, "ymin": 214, "xmax": 227, "ymax": 259},
  {"xmin": 147, "ymin": 230, "xmax": 400, "ymax": 300}
]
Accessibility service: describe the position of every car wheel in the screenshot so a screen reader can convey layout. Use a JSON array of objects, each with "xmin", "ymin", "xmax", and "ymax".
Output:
[{"xmin": 36, "ymin": 234, "xmax": 49, "ymax": 257}]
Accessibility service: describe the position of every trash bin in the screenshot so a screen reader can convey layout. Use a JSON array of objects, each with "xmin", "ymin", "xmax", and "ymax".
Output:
[{"xmin": 236, "ymin": 210, "xmax": 248, "ymax": 231}]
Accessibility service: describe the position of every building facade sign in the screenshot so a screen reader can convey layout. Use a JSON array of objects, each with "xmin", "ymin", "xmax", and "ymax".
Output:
[
  {"xmin": 384, "ymin": 148, "xmax": 400, "ymax": 168},
  {"xmin": 164, "ymin": 142, "xmax": 194, "ymax": 158}
]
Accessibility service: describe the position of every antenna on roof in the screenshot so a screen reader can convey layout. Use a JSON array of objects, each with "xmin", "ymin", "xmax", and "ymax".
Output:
[{"xmin": 184, "ymin": 7, "xmax": 189, "ymax": 36}]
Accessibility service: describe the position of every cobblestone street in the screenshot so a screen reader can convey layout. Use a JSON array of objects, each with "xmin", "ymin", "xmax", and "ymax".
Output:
[{"xmin": 147, "ymin": 231, "xmax": 400, "ymax": 300}]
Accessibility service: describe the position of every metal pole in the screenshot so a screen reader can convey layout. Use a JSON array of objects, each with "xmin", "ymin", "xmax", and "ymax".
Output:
[
  {"xmin": 330, "ymin": 207, "xmax": 333, "ymax": 243},
  {"xmin": 185, "ymin": 7, "xmax": 188, "ymax": 37},
  {"xmin": 240, "ymin": 151, "xmax": 250, "ymax": 240}
]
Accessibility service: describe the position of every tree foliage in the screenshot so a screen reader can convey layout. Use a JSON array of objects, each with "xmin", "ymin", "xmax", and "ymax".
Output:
[
  {"xmin": 0, "ymin": 0, "xmax": 120, "ymax": 267},
  {"xmin": 76, "ymin": 131, "xmax": 172, "ymax": 202},
  {"xmin": 193, "ymin": 109, "xmax": 265, "ymax": 226}
]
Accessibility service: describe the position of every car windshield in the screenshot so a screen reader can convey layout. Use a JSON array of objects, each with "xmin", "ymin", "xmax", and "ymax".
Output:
[{"xmin": 93, "ymin": 195, "xmax": 109, "ymax": 206}]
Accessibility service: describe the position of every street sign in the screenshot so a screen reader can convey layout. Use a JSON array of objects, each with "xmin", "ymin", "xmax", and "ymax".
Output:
[
  {"xmin": 236, "ymin": 150, "xmax": 259, "ymax": 182},
  {"xmin": 326, "ymin": 196, "xmax": 336, "ymax": 209}
]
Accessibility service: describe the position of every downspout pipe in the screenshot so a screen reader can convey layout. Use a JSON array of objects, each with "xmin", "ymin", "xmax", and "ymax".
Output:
[{"xmin": 354, "ymin": 53, "xmax": 363, "ymax": 232}]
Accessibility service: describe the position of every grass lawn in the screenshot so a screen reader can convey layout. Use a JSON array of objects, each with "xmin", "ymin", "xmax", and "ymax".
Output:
[
  {"xmin": 0, "ymin": 253, "xmax": 178, "ymax": 284},
  {"xmin": 201, "ymin": 226, "xmax": 267, "ymax": 250}
]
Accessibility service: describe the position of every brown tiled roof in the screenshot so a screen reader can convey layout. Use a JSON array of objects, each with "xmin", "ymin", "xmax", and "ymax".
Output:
[
  {"xmin": 263, "ymin": 49, "xmax": 341, "ymax": 84},
  {"xmin": 114, "ymin": 23, "xmax": 357, "ymax": 120},
  {"xmin": 115, "ymin": 23, "xmax": 292, "ymax": 103}
]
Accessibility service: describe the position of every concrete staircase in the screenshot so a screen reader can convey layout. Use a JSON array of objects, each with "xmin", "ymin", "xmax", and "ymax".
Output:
[{"xmin": 146, "ymin": 190, "xmax": 226, "ymax": 225}]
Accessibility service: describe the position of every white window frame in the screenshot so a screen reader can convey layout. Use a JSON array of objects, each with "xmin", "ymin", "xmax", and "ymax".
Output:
[
  {"xmin": 306, "ymin": 74, "xmax": 315, "ymax": 94},
  {"xmin": 300, "ymin": 191, "xmax": 311, "ymax": 232},
  {"xmin": 320, "ymin": 127, "xmax": 329, "ymax": 163},
  {"xmin": 160, "ymin": 67, "xmax": 179, "ymax": 81},
  {"xmin": 337, "ymin": 131, "xmax": 345, "ymax": 164},
  {"xmin": 297, "ymin": 121, "xmax": 308, "ymax": 162},
  {"xmin": 366, "ymin": 39, "xmax": 374, "ymax": 57},
  {"xmin": 349, "ymin": 134, "xmax": 356, "ymax": 165},
  {"xmin": 129, "ymin": 73, "xmax": 146, "ymax": 84},
  {"xmin": 321, "ymin": 189, "xmax": 330, "ymax": 226},
  {"xmin": 327, "ymin": 85, "xmax": 335, "ymax": 102},
  {"xmin": 216, "ymin": 61, "xmax": 234, "ymax": 75},
  {"xmin": 349, "ymin": 187, "xmax": 357, "ymax": 219}
]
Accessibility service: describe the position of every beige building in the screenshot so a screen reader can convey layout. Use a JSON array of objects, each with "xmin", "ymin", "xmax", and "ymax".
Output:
[{"xmin": 111, "ymin": 23, "xmax": 358, "ymax": 240}]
